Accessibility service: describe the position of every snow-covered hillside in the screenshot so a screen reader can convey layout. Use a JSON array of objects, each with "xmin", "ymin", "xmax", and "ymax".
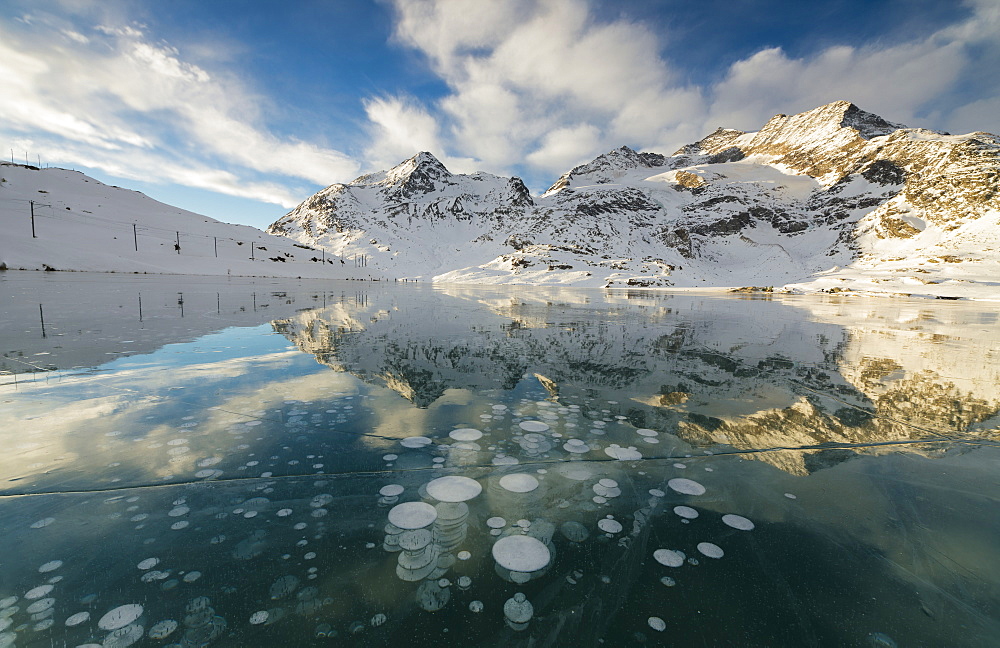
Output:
[
  {"xmin": 271, "ymin": 101, "xmax": 1000, "ymax": 299},
  {"xmin": 0, "ymin": 163, "xmax": 355, "ymax": 279}
]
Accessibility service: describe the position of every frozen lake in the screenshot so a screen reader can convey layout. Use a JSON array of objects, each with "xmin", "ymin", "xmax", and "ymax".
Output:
[{"xmin": 1, "ymin": 272, "xmax": 998, "ymax": 647}]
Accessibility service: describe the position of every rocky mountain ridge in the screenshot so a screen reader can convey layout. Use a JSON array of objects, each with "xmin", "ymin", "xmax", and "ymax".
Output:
[{"xmin": 268, "ymin": 101, "xmax": 1000, "ymax": 297}]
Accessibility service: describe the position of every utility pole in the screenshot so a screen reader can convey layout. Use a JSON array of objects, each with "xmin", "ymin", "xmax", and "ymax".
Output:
[
  {"xmin": 30, "ymin": 201, "xmax": 36, "ymax": 238},
  {"xmin": 133, "ymin": 224, "xmax": 138, "ymax": 251},
  {"xmin": 175, "ymin": 231, "xmax": 180, "ymax": 254},
  {"xmin": 214, "ymin": 236, "xmax": 218, "ymax": 257}
]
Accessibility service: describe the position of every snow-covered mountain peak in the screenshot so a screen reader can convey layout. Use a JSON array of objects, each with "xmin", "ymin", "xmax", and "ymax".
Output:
[
  {"xmin": 268, "ymin": 101, "xmax": 1000, "ymax": 298},
  {"xmin": 384, "ymin": 151, "xmax": 450, "ymax": 184},
  {"xmin": 673, "ymin": 127, "xmax": 746, "ymax": 157},
  {"xmin": 543, "ymin": 145, "xmax": 668, "ymax": 195},
  {"xmin": 350, "ymin": 151, "xmax": 453, "ymax": 194}
]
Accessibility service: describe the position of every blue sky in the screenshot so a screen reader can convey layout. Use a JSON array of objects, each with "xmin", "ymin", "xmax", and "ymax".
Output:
[{"xmin": 2, "ymin": 0, "xmax": 998, "ymax": 229}]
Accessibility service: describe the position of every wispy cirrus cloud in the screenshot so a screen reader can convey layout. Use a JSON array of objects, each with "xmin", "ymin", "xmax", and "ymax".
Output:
[{"xmin": 0, "ymin": 13, "xmax": 359, "ymax": 207}]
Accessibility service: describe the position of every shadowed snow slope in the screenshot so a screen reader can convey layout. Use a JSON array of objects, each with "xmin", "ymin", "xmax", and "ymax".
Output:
[{"xmin": 270, "ymin": 101, "xmax": 1000, "ymax": 299}]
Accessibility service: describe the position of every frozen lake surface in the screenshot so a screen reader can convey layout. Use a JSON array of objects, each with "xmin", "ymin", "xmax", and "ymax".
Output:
[{"xmin": 1, "ymin": 272, "xmax": 998, "ymax": 647}]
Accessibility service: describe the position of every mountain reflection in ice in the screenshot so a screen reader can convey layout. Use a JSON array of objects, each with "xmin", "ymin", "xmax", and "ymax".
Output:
[
  {"xmin": 273, "ymin": 284, "xmax": 1000, "ymax": 475},
  {"xmin": 1, "ymin": 273, "xmax": 998, "ymax": 648}
]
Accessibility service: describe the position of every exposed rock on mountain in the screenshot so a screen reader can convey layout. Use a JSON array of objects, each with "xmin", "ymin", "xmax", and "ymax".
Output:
[
  {"xmin": 270, "ymin": 287, "xmax": 1000, "ymax": 475},
  {"xmin": 269, "ymin": 101, "xmax": 1000, "ymax": 298}
]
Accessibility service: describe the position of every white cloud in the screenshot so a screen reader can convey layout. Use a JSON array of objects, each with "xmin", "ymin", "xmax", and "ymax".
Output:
[
  {"xmin": 363, "ymin": 96, "xmax": 444, "ymax": 169},
  {"xmin": 363, "ymin": 95, "xmax": 483, "ymax": 175},
  {"xmin": 383, "ymin": 0, "xmax": 1000, "ymax": 181},
  {"xmin": 387, "ymin": 0, "xmax": 705, "ymax": 175},
  {"xmin": 525, "ymin": 123, "xmax": 601, "ymax": 171},
  {"xmin": 706, "ymin": 40, "xmax": 968, "ymax": 133},
  {"xmin": 0, "ymin": 15, "xmax": 359, "ymax": 206}
]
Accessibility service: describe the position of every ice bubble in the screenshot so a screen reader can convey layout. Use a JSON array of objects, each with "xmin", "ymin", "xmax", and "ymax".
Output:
[
  {"xmin": 382, "ymin": 454, "xmax": 398, "ymax": 461},
  {"xmin": 425, "ymin": 476, "xmax": 482, "ymax": 502},
  {"xmin": 416, "ymin": 580, "xmax": 450, "ymax": 612},
  {"xmin": 499, "ymin": 474, "xmax": 539, "ymax": 493},
  {"xmin": 597, "ymin": 518, "xmax": 623, "ymax": 534},
  {"xmin": 673, "ymin": 506, "xmax": 699, "ymax": 519},
  {"xmin": 519, "ymin": 421, "xmax": 550, "ymax": 433},
  {"xmin": 249, "ymin": 611, "xmax": 269, "ymax": 625},
  {"xmin": 26, "ymin": 597, "xmax": 55, "ymax": 614},
  {"xmin": 469, "ymin": 600, "xmax": 484, "ymax": 613},
  {"xmin": 457, "ymin": 551, "xmax": 471, "ymax": 560},
  {"xmin": 492, "ymin": 536, "xmax": 551, "ymax": 573},
  {"xmin": 269, "ymin": 575, "xmax": 300, "ymax": 599},
  {"xmin": 653, "ymin": 549, "xmax": 685, "ymax": 568},
  {"xmin": 38, "ymin": 560, "xmax": 62, "ymax": 573},
  {"xmin": 101, "ymin": 622, "xmax": 144, "ymax": 648},
  {"xmin": 277, "ymin": 508, "xmax": 293, "ymax": 517},
  {"xmin": 148, "ymin": 619, "xmax": 178, "ymax": 639},
  {"xmin": 604, "ymin": 445, "xmax": 642, "ymax": 460},
  {"xmin": 66, "ymin": 611, "xmax": 90, "ymax": 626},
  {"xmin": 486, "ymin": 517, "xmax": 507, "ymax": 529},
  {"xmin": 697, "ymin": 542, "xmax": 724, "ymax": 558},
  {"xmin": 25, "ymin": 584, "xmax": 53, "ymax": 599},
  {"xmin": 722, "ymin": 514, "xmax": 755, "ymax": 531},
  {"xmin": 400, "ymin": 436, "xmax": 432, "ymax": 448},
  {"xmin": 388, "ymin": 502, "xmax": 438, "ymax": 530},
  {"xmin": 560, "ymin": 521, "xmax": 590, "ymax": 543},
  {"xmin": 510, "ymin": 570, "xmax": 531, "ymax": 584},
  {"xmin": 296, "ymin": 586, "xmax": 319, "ymax": 601},
  {"xmin": 137, "ymin": 558, "xmax": 159, "ymax": 570},
  {"xmin": 98, "ymin": 604, "xmax": 144, "ymax": 631},
  {"xmin": 378, "ymin": 484, "xmax": 405, "ymax": 497},
  {"xmin": 492, "ymin": 455, "xmax": 519, "ymax": 466},
  {"xmin": 868, "ymin": 632, "xmax": 899, "ymax": 647},
  {"xmin": 449, "ymin": 428, "xmax": 484, "ymax": 441},
  {"xmin": 170, "ymin": 521, "xmax": 189, "ymax": 530},
  {"xmin": 660, "ymin": 576, "xmax": 676, "ymax": 587},
  {"xmin": 182, "ymin": 572, "xmax": 201, "ymax": 583},
  {"xmin": 371, "ymin": 613, "xmax": 387, "ymax": 627},
  {"xmin": 667, "ymin": 478, "xmax": 706, "ymax": 496},
  {"xmin": 310, "ymin": 494, "xmax": 333, "ymax": 508},
  {"xmin": 784, "ymin": 493, "xmax": 797, "ymax": 499},
  {"xmin": 636, "ymin": 429, "xmax": 658, "ymax": 437},
  {"xmin": 140, "ymin": 570, "xmax": 169, "ymax": 583},
  {"xmin": 30, "ymin": 517, "xmax": 55, "ymax": 529},
  {"xmin": 593, "ymin": 483, "xmax": 621, "ymax": 498},
  {"xmin": 503, "ymin": 592, "xmax": 534, "ymax": 626},
  {"xmin": 648, "ymin": 616, "xmax": 666, "ymax": 631},
  {"xmin": 649, "ymin": 489, "xmax": 665, "ymax": 497},
  {"xmin": 0, "ymin": 597, "xmax": 17, "ymax": 609}
]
